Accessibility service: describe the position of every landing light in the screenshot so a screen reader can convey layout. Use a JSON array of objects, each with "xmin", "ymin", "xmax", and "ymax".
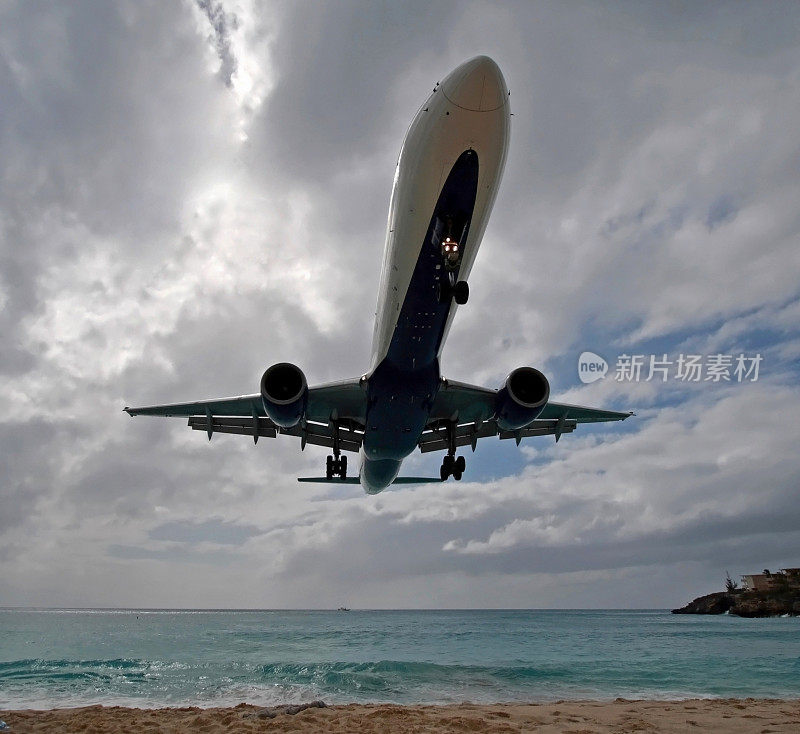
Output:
[{"xmin": 441, "ymin": 238, "xmax": 460, "ymax": 264}]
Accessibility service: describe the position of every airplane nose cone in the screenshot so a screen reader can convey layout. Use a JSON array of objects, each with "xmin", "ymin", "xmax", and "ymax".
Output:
[{"xmin": 441, "ymin": 55, "xmax": 508, "ymax": 112}]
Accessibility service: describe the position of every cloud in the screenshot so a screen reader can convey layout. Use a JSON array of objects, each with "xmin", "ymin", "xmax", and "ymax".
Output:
[
  {"xmin": 442, "ymin": 383, "xmax": 800, "ymax": 558},
  {"xmin": 149, "ymin": 517, "xmax": 260, "ymax": 545},
  {"xmin": 0, "ymin": 0, "xmax": 798, "ymax": 608}
]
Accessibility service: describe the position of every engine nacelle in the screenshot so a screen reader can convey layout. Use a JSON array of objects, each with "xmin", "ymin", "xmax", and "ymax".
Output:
[
  {"xmin": 495, "ymin": 367, "xmax": 550, "ymax": 431},
  {"xmin": 260, "ymin": 362, "xmax": 308, "ymax": 428}
]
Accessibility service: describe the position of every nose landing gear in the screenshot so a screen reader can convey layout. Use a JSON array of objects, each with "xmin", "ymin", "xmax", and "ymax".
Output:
[
  {"xmin": 438, "ymin": 277, "xmax": 469, "ymax": 305},
  {"xmin": 435, "ymin": 217, "xmax": 470, "ymax": 305}
]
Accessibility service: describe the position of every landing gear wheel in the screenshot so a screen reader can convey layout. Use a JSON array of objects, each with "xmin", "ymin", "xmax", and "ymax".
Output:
[
  {"xmin": 453, "ymin": 469, "xmax": 462, "ymax": 481},
  {"xmin": 440, "ymin": 454, "xmax": 454, "ymax": 480},
  {"xmin": 326, "ymin": 455, "xmax": 346, "ymax": 480},
  {"xmin": 453, "ymin": 281, "xmax": 469, "ymax": 305},
  {"xmin": 455, "ymin": 455, "xmax": 465, "ymax": 473},
  {"xmin": 437, "ymin": 280, "xmax": 452, "ymax": 304}
]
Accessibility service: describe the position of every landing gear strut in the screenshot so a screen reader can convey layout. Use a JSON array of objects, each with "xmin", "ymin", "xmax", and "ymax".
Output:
[
  {"xmin": 439, "ymin": 420, "xmax": 466, "ymax": 481},
  {"xmin": 325, "ymin": 418, "xmax": 347, "ymax": 479}
]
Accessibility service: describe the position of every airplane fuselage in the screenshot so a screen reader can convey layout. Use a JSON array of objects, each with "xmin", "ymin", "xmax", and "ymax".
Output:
[{"xmin": 359, "ymin": 56, "xmax": 510, "ymax": 492}]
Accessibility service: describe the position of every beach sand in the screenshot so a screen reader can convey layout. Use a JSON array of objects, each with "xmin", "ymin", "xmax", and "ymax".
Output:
[{"xmin": 2, "ymin": 699, "xmax": 800, "ymax": 733}]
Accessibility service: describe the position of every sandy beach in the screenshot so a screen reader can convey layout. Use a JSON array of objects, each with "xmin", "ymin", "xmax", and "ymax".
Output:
[{"xmin": 2, "ymin": 699, "xmax": 800, "ymax": 733}]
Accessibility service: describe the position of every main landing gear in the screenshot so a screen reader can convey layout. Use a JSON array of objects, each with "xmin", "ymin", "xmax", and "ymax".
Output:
[
  {"xmin": 439, "ymin": 420, "xmax": 466, "ymax": 481},
  {"xmin": 325, "ymin": 417, "xmax": 347, "ymax": 480},
  {"xmin": 326, "ymin": 454, "xmax": 347, "ymax": 480},
  {"xmin": 440, "ymin": 453, "xmax": 465, "ymax": 481}
]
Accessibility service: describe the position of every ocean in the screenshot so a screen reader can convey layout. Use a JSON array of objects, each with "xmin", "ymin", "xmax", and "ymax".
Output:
[{"xmin": 1, "ymin": 609, "xmax": 798, "ymax": 709}]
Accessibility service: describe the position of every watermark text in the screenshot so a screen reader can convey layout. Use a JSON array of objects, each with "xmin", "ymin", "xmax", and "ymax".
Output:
[{"xmin": 578, "ymin": 353, "xmax": 762, "ymax": 383}]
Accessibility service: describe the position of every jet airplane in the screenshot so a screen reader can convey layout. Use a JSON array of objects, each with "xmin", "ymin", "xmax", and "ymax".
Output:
[{"xmin": 125, "ymin": 56, "xmax": 632, "ymax": 494}]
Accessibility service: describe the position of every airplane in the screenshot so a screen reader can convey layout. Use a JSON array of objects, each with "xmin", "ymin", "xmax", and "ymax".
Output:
[{"xmin": 124, "ymin": 56, "xmax": 633, "ymax": 494}]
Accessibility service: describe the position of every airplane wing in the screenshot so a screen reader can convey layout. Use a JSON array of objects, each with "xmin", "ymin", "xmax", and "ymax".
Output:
[
  {"xmin": 125, "ymin": 377, "xmax": 630, "ymax": 455},
  {"xmin": 124, "ymin": 379, "xmax": 368, "ymax": 452},
  {"xmin": 420, "ymin": 379, "xmax": 632, "ymax": 452}
]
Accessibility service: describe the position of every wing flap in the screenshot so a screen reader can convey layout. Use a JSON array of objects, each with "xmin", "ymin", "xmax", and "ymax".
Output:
[
  {"xmin": 186, "ymin": 416, "xmax": 364, "ymax": 452},
  {"xmin": 498, "ymin": 420, "xmax": 576, "ymax": 441},
  {"xmin": 418, "ymin": 417, "xmax": 579, "ymax": 452},
  {"xmin": 418, "ymin": 421, "xmax": 498, "ymax": 453},
  {"xmin": 188, "ymin": 416, "xmax": 277, "ymax": 439},
  {"xmin": 280, "ymin": 421, "xmax": 363, "ymax": 453}
]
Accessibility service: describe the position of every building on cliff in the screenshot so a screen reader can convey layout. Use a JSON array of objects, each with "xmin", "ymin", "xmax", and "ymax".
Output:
[
  {"xmin": 741, "ymin": 568, "xmax": 800, "ymax": 592},
  {"xmin": 741, "ymin": 572, "xmax": 775, "ymax": 592}
]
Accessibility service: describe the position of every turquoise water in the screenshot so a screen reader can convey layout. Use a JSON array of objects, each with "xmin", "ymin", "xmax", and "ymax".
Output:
[{"xmin": 1, "ymin": 609, "xmax": 798, "ymax": 708}]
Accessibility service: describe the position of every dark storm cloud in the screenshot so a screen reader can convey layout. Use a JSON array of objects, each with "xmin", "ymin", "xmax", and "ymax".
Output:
[
  {"xmin": 0, "ymin": 421, "xmax": 58, "ymax": 531},
  {"xmin": 0, "ymin": 1, "xmax": 239, "ymax": 376},
  {"xmin": 249, "ymin": 1, "xmax": 458, "ymax": 185},
  {"xmin": 278, "ymin": 507, "xmax": 800, "ymax": 585},
  {"xmin": 196, "ymin": 0, "xmax": 239, "ymax": 87}
]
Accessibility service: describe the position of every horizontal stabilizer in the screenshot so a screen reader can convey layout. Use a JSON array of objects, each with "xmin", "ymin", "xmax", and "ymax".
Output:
[{"xmin": 297, "ymin": 477, "xmax": 443, "ymax": 485}]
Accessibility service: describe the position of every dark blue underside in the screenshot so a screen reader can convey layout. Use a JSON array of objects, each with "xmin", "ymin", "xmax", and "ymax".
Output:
[{"xmin": 363, "ymin": 150, "xmax": 479, "ymax": 464}]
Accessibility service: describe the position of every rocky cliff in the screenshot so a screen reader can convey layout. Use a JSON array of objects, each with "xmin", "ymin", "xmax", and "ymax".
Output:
[
  {"xmin": 672, "ymin": 591, "xmax": 735, "ymax": 614},
  {"xmin": 672, "ymin": 589, "xmax": 800, "ymax": 617}
]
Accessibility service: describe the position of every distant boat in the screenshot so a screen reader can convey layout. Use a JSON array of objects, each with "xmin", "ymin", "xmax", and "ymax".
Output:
[{"xmin": 337, "ymin": 607, "xmax": 350, "ymax": 611}]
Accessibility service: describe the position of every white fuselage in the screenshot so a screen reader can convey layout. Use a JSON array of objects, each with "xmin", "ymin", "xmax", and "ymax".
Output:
[{"xmin": 370, "ymin": 56, "xmax": 511, "ymax": 370}]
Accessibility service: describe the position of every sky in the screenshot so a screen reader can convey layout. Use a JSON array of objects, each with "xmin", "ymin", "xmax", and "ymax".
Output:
[{"xmin": 1, "ymin": 0, "xmax": 799, "ymax": 609}]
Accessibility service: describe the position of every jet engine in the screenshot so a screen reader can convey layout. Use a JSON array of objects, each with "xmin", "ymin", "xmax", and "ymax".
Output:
[
  {"xmin": 495, "ymin": 367, "xmax": 550, "ymax": 431},
  {"xmin": 260, "ymin": 362, "xmax": 308, "ymax": 428}
]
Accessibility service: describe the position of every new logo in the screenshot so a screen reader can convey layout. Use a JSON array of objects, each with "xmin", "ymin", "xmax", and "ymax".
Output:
[{"xmin": 578, "ymin": 352, "xmax": 608, "ymax": 383}]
